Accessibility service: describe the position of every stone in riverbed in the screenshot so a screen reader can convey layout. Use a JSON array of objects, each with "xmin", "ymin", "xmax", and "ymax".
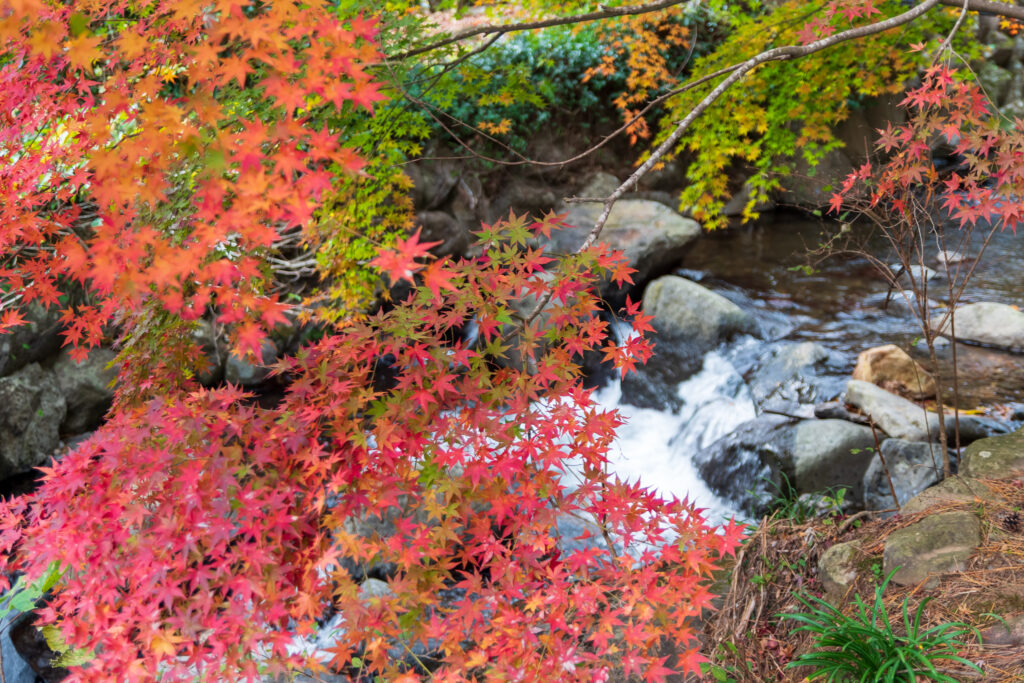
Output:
[
  {"xmin": 844, "ymin": 380, "xmax": 1007, "ymax": 446},
  {"xmin": 901, "ymin": 475, "xmax": 1003, "ymax": 515},
  {"xmin": 694, "ymin": 416, "xmax": 875, "ymax": 515},
  {"xmin": 845, "ymin": 379, "xmax": 939, "ymax": 442},
  {"xmin": 746, "ymin": 341, "xmax": 847, "ymax": 409},
  {"xmin": 933, "ymin": 301, "xmax": 1024, "ymax": 351},
  {"xmin": 851, "ymin": 344, "xmax": 935, "ymax": 399},
  {"xmin": 883, "ymin": 510, "xmax": 981, "ymax": 586},
  {"xmin": 862, "ymin": 439, "xmax": 943, "ymax": 512},
  {"xmin": 621, "ymin": 276, "xmax": 756, "ymax": 409},
  {"xmin": 548, "ymin": 194, "xmax": 701, "ymax": 299}
]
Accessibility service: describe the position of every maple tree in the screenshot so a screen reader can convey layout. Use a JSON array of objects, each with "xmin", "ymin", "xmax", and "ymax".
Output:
[{"xmin": 3, "ymin": 0, "xmax": 1024, "ymax": 681}]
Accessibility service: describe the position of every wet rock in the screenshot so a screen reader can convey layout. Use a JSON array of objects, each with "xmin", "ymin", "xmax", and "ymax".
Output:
[
  {"xmin": 778, "ymin": 148, "xmax": 854, "ymax": 208},
  {"xmin": 0, "ymin": 304, "xmax": 63, "ymax": 378},
  {"xmin": 883, "ymin": 510, "xmax": 982, "ymax": 586},
  {"xmin": 851, "ymin": 344, "xmax": 936, "ymax": 398},
  {"xmin": 417, "ymin": 210, "xmax": 469, "ymax": 256},
  {"xmin": 2, "ymin": 624, "xmax": 35, "ymax": 683},
  {"xmin": 936, "ymin": 250, "xmax": 968, "ymax": 267},
  {"xmin": 193, "ymin": 320, "xmax": 225, "ymax": 386},
  {"xmin": 862, "ymin": 439, "xmax": 943, "ymax": 512},
  {"xmin": 901, "ymin": 475, "xmax": 1003, "ymax": 515},
  {"xmin": 818, "ymin": 540, "xmax": 864, "ymax": 597},
  {"xmin": 224, "ymin": 338, "xmax": 277, "ymax": 386},
  {"xmin": 622, "ymin": 276, "xmax": 755, "ymax": 409},
  {"xmin": 933, "ymin": 301, "xmax": 1024, "ymax": 351},
  {"xmin": 9, "ymin": 612, "xmax": 66, "ymax": 682},
  {"xmin": 862, "ymin": 289, "xmax": 937, "ymax": 316},
  {"xmin": 0, "ymin": 364, "xmax": 66, "ymax": 480},
  {"xmin": 407, "ymin": 158, "xmax": 459, "ymax": 211},
  {"xmin": 814, "ymin": 401, "xmax": 868, "ymax": 424},
  {"xmin": 695, "ymin": 416, "xmax": 875, "ymax": 515},
  {"xmin": 889, "ymin": 263, "xmax": 937, "ymax": 284},
  {"xmin": 976, "ymin": 61, "xmax": 1013, "ymax": 106},
  {"xmin": 547, "ymin": 200, "xmax": 701, "ymax": 299},
  {"xmin": 721, "ymin": 179, "xmax": 775, "ymax": 217},
  {"xmin": 845, "ymin": 379, "xmax": 939, "ymax": 442},
  {"xmin": 694, "ymin": 414, "xmax": 793, "ymax": 514},
  {"xmin": 960, "ymin": 427, "xmax": 1024, "ymax": 479},
  {"xmin": 52, "ymin": 346, "xmax": 118, "ymax": 434},
  {"xmin": 746, "ymin": 341, "xmax": 846, "ymax": 408}
]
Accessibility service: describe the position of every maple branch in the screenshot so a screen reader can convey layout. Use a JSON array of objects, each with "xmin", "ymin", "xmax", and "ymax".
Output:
[
  {"xmin": 389, "ymin": 0, "xmax": 691, "ymax": 61},
  {"xmin": 520, "ymin": 0, "xmax": 946, "ymax": 329},
  {"xmin": 939, "ymin": 0, "xmax": 1024, "ymax": 21}
]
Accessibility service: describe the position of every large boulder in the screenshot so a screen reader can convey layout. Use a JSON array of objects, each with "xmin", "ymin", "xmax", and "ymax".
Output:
[
  {"xmin": 0, "ymin": 304, "xmax": 63, "ymax": 378},
  {"xmin": 845, "ymin": 380, "xmax": 939, "ymax": 442},
  {"xmin": 52, "ymin": 346, "xmax": 118, "ymax": 434},
  {"xmin": 851, "ymin": 344, "xmax": 935, "ymax": 398},
  {"xmin": 0, "ymin": 364, "xmax": 66, "ymax": 480},
  {"xmin": 548, "ymin": 197, "xmax": 701, "ymax": 299},
  {"xmin": 933, "ymin": 302, "xmax": 1024, "ymax": 351},
  {"xmin": 818, "ymin": 540, "xmax": 864, "ymax": 598},
  {"xmin": 902, "ymin": 475, "xmax": 1003, "ymax": 515},
  {"xmin": 862, "ymin": 439, "xmax": 943, "ymax": 512},
  {"xmin": 224, "ymin": 338, "xmax": 277, "ymax": 387},
  {"xmin": 960, "ymin": 427, "xmax": 1024, "ymax": 479},
  {"xmin": 746, "ymin": 341, "xmax": 847, "ymax": 409},
  {"xmin": 778, "ymin": 148, "xmax": 854, "ymax": 208},
  {"xmin": 883, "ymin": 510, "xmax": 982, "ymax": 586},
  {"xmin": 622, "ymin": 276, "xmax": 756, "ymax": 409},
  {"xmin": 694, "ymin": 416, "xmax": 875, "ymax": 515}
]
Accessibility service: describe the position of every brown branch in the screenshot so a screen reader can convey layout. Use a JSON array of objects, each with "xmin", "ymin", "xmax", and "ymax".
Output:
[
  {"xmin": 939, "ymin": 0, "xmax": 1024, "ymax": 21},
  {"xmin": 389, "ymin": 0, "xmax": 691, "ymax": 61},
  {"xmin": 521, "ymin": 0, "xmax": 947, "ymax": 328}
]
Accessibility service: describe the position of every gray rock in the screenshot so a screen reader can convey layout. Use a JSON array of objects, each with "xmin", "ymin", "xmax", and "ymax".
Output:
[
  {"xmin": 694, "ymin": 416, "xmax": 875, "ymax": 515},
  {"xmin": 977, "ymin": 61, "xmax": 1013, "ymax": 106},
  {"xmin": 863, "ymin": 289, "xmax": 938, "ymax": 316},
  {"xmin": 547, "ymin": 200, "xmax": 701, "ymax": 297},
  {"xmin": 2, "ymin": 621, "xmax": 35, "ymax": 683},
  {"xmin": 52, "ymin": 346, "xmax": 118, "ymax": 434},
  {"xmin": 417, "ymin": 209, "xmax": 469, "ymax": 256},
  {"xmin": 622, "ymin": 276, "xmax": 755, "ymax": 409},
  {"xmin": 980, "ymin": 613, "xmax": 1024, "ymax": 647},
  {"xmin": 818, "ymin": 540, "xmax": 864, "ymax": 597},
  {"xmin": 0, "ymin": 304, "xmax": 63, "ymax": 378},
  {"xmin": 845, "ymin": 380, "xmax": 939, "ymax": 442},
  {"xmin": 358, "ymin": 578, "xmax": 394, "ymax": 601},
  {"xmin": 8, "ymin": 612, "xmax": 65, "ymax": 682},
  {"xmin": 961, "ymin": 426, "xmax": 1024, "ymax": 479},
  {"xmin": 889, "ymin": 263, "xmax": 937, "ymax": 284},
  {"xmin": 902, "ymin": 475, "xmax": 1003, "ymax": 515},
  {"xmin": 193, "ymin": 320, "xmax": 224, "ymax": 386},
  {"xmin": 936, "ymin": 250, "xmax": 968, "ymax": 266},
  {"xmin": 407, "ymin": 158, "xmax": 459, "ymax": 211},
  {"xmin": 224, "ymin": 338, "xmax": 277, "ymax": 386},
  {"xmin": 790, "ymin": 419, "xmax": 877, "ymax": 503},
  {"xmin": 933, "ymin": 302, "xmax": 1024, "ymax": 351},
  {"xmin": 746, "ymin": 341, "xmax": 846, "ymax": 408},
  {"xmin": 721, "ymin": 179, "xmax": 775, "ymax": 217},
  {"xmin": 778, "ymin": 148, "xmax": 854, "ymax": 208},
  {"xmin": 862, "ymin": 439, "xmax": 943, "ymax": 512},
  {"xmin": 0, "ymin": 364, "xmax": 66, "ymax": 480},
  {"xmin": 883, "ymin": 510, "xmax": 982, "ymax": 586}
]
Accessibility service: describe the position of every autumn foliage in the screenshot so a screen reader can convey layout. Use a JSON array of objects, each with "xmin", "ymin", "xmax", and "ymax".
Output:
[{"xmin": 0, "ymin": 1, "xmax": 741, "ymax": 681}]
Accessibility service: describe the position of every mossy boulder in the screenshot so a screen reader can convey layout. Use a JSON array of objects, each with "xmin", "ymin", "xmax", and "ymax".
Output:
[
  {"xmin": 961, "ymin": 427, "xmax": 1024, "ymax": 479},
  {"xmin": 901, "ymin": 475, "xmax": 1002, "ymax": 515},
  {"xmin": 818, "ymin": 540, "xmax": 864, "ymax": 597},
  {"xmin": 883, "ymin": 510, "xmax": 982, "ymax": 586}
]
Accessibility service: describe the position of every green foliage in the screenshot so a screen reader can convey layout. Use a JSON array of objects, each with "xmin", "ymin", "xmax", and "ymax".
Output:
[
  {"xmin": 661, "ymin": 0, "xmax": 981, "ymax": 228},
  {"xmin": 0, "ymin": 561, "xmax": 63, "ymax": 622},
  {"xmin": 781, "ymin": 570, "xmax": 982, "ymax": 682}
]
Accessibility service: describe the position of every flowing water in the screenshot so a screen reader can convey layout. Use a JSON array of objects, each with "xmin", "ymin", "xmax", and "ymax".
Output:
[{"xmin": 597, "ymin": 214, "xmax": 1024, "ymax": 522}]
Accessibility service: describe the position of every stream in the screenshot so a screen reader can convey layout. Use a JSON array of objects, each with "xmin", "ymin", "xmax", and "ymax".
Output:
[{"xmin": 596, "ymin": 214, "xmax": 1024, "ymax": 522}]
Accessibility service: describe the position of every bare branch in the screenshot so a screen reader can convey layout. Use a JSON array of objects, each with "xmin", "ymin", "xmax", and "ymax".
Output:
[
  {"xmin": 940, "ymin": 0, "xmax": 1024, "ymax": 21},
  {"xmin": 389, "ymin": 0, "xmax": 692, "ymax": 62}
]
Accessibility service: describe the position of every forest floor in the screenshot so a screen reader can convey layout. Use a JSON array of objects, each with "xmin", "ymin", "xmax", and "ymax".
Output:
[{"xmin": 700, "ymin": 477, "xmax": 1024, "ymax": 682}]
